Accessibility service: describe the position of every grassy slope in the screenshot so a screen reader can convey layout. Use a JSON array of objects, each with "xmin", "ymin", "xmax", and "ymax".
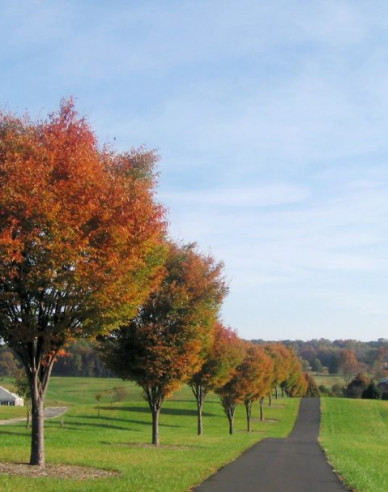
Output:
[
  {"xmin": 320, "ymin": 398, "xmax": 388, "ymax": 492},
  {"xmin": 314, "ymin": 374, "xmax": 344, "ymax": 388},
  {"xmin": 0, "ymin": 377, "xmax": 299, "ymax": 492}
]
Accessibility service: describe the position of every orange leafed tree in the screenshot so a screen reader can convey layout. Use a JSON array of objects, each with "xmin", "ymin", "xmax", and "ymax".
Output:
[
  {"xmin": 264, "ymin": 343, "xmax": 293, "ymax": 403},
  {"xmin": 0, "ymin": 100, "xmax": 166, "ymax": 465},
  {"xmin": 216, "ymin": 342, "xmax": 273, "ymax": 434},
  {"xmin": 189, "ymin": 322, "xmax": 243, "ymax": 435},
  {"xmin": 100, "ymin": 242, "xmax": 228, "ymax": 445},
  {"xmin": 338, "ymin": 348, "xmax": 359, "ymax": 384},
  {"xmin": 239, "ymin": 344, "xmax": 273, "ymax": 429},
  {"xmin": 281, "ymin": 350, "xmax": 307, "ymax": 397}
]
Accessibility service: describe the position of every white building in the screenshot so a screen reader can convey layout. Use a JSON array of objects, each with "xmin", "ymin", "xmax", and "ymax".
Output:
[{"xmin": 0, "ymin": 386, "xmax": 24, "ymax": 406}]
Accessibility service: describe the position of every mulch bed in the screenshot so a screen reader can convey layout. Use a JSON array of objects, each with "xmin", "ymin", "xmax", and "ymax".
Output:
[{"xmin": 0, "ymin": 462, "xmax": 120, "ymax": 480}]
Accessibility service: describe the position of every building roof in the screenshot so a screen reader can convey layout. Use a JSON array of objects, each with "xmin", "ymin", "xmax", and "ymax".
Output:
[{"xmin": 0, "ymin": 386, "xmax": 22, "ymax": 401}]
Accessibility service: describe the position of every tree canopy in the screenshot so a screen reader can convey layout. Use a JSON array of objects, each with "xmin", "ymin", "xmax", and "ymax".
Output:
[
  {"xmin": 100, "ymin": 241, "xmax": 227, "ymax": 444},
  {"xmin": 0, "ymin": 100, "xmax": 167, "ymax": 465}
]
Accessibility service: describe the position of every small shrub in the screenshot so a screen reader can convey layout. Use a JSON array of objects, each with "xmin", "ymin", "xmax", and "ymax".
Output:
[
  {"xmin": 331, "ymin": 383, "xmax": 344, "ymax": 397},
  {"xmin": 318, "ymin": 384, "xmax": 330, "ymax": 396},
  {"xmin": 362, "ymin": 382, "xmax": 381, "ymax": 400},
  {"xmin": 345, "ymin": 373, "xmax": 370, "ymax": 399}
]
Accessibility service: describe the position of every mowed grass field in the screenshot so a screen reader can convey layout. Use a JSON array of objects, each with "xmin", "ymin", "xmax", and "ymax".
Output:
[
  {"xmin": 314, "ymin": 374, "xmax": 344, "ymax": 388},
  {"xmin": 0, "ymin": 377, "xmax": 300, "ymax": 492},
  {"xmin": 320, "ymin": 398, "xmax": 388, "ymax": 492}
]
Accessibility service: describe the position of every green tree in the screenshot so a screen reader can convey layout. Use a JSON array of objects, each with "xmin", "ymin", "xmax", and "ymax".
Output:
[{"xmin": 311, "ymin": 358, "xmax": 323, "ymax": 373}]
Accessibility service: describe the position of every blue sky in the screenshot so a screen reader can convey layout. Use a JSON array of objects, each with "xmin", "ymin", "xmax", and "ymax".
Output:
[{"xmin": 1, "ymin": 0, "xmax": 388, "ymax": 341}]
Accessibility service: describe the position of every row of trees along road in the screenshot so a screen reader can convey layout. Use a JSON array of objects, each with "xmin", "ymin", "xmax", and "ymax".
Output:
[
  {"xmin": 99, "ymin": 241, "xmax": 228, "ymax": 445},
  {"xmin": 0, "ymin": 100, "xmax": 307, "ymax": 464},
  {"xmin": 101, "ymin": 325, "xmax": 307, "ymax": 443}
]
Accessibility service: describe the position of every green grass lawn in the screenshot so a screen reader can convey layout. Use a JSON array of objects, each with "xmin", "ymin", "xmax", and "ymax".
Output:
[
  {"xmin": 320, "ymin": 398, "xmax": 388, "ymax": 492},
  {"xmin": 0, "ymin": 377, "xmax": 299, "ymax": 492},
  {"xmin": 0, "ymin": 406, "xmax": 26, "ymax": 420}
]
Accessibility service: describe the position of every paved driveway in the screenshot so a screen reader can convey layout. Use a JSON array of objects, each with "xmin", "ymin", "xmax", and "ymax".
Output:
[
  {"xmin": 194, "ymin": 399, "xmax": 348, "ymax": 492},
  {"xmin": 0, "ymin": 406, "xmax": 68, "ymax": 425}
]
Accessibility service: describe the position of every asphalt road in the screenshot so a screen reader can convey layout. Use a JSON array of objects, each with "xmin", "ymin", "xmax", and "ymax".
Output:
[{"xmin": 194, "ymin": 399, "xmax": 348, "ymax": 492}]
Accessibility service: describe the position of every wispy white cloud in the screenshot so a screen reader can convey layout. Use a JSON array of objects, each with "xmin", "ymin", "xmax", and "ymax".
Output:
[{"xmin": 2, "ymin": 0, "xmax": 388, "ymax": 340}]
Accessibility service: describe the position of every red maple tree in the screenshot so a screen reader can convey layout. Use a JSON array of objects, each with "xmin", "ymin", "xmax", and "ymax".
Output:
[
  {"xmin": 239, "ymin": 344, "xmax": 273, "ymax": 430},
  {"xmin": 189, "ymin": 322, "xmax": 243, "ymax": 435},
  {"xmin": 100, "ymin": 242, "xmax": 227, "ymax": 445},
  {"xmin": 0, "ymin": 100, "xmax": 166, "ymax": 465}
]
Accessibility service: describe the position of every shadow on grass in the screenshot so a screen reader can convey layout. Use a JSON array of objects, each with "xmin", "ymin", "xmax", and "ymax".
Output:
[
  {"xmin": 117, "ymin": 406, "xmax": 216, "ymax": 418},
  {"xmin": 68, "ymin": 414, "xmax": 183, "ymax": 429},
  {"xmin": 0, "ymin": 429, "xmax": 30, "ymax": 438},
  {"xmin": 58, "ymin": 421, "xmax": 135, "ymax": 432},
  {"xmin": 100, "ymin": 440, "xmax": 207, "ymax": 449},
  {"xmin": 235, "ymin": 429, "xmax": 267, "ymax": 434},
  {"xmin": 167, "ymin": 399, "xmax": 221, "ymax": 408},
  {"xmin": 55, "ymin": 425, "xmax": 141, "ymax": 434},
  {"xmin": 65, "ymin": 415, "xmax": 148, "ymax": 429}
]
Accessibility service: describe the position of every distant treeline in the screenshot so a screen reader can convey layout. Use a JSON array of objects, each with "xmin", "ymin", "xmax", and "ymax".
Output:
[
  {"xmin": 252, "ymin": 338, "xmax": 388, "ymax": 378},
  {"xmin": 1, "ymin": 337, "xmax": 387, "ymax": 380},
  {"xmin": 0, "ymin": 340, "xmax": 112, "ymax": 378}
]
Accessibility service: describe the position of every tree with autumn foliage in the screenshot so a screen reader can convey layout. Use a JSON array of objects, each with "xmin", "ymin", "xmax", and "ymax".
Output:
[
  {"xmin": 338, "ymin": 348, "xmax": 359, "ymax": 384},
  {"xmin": 189, "ymin": 322, "xmax": 244, "ymax": 435},
  {"xmin": 100, "ymin": 241, "xmax": 227, "ymax": 445},
  {"xmin": 263, "ymin": 343, "xmax": 293, "ymax": 403},
  {"xmin": 238, "ymin": 343, "xmax": 273, "ymax": 432},
  {"xmin": 215, "ymin": 372, "xmax": 244, "ymax": 435},
  {"xmin": 0, "ymin": 100, "xmax": 166, "ymax": 466},
  {"xmin": 250, "ymin": 346, "xmax": 274, "ymax": 423},
  {"xmin": 215, "ymin": 342, "xmax": 274, "ymax": 435},
  {"xmin": 280, "ymin": 349, "xmax": 307, "ymax": 398},
  {"xmin": 302, "ymin": 373, "xmax": 320, "ymax": 397}
]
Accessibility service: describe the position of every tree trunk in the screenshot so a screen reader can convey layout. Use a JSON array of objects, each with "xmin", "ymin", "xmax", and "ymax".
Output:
[
  {"xmin": 245, "ymin": 400, "xmax": 252, "ymax": 432},
  {"xmin": 191, "ymin": 383, "xmax": 207, "ymax": 436},
  {"xmin": 25, "ymin": 349, "xmax": 55, "ymax": 467},
  {"xmin": 10, "ymin": 330, "xmax": 61, "ymax": 465},
  {"xmin": 197, "ymin": 400, "xmax": 204, "ymax": 436},
  {"xmin": 274, "ymin": 386, "xmax": 278, "ymax": 399},
  {"xmin": 220, "ymin": 397, "xmax": 237, "ymax": 435},
  {"xmin": 227, "ymin": 405, "xmax": 236, "ymax": 435},
  {"xmin": 151, "ymin": 406, "xmax": 160, "ymax": 446},
  {"xmin": 268, "ymin": 394, "xmax": 272, "ymax": 406},
  {"xmin": 29, "ymin": 377, "xmax": 46, "ymax": 466},
  {"xmin": 228, "ymin": 412, "xmax": 234, "ymax": 435},
  {"xmin": 144, "ymin": 386, "xmax": 163, "ymax": 446},
  {"xmin": 259, "ymin": 397, "xmax": 264, "ymax": 421}
]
